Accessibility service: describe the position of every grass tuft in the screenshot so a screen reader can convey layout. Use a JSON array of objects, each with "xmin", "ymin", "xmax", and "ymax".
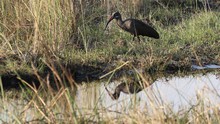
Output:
[{"xmin": 0, "ymin": 0, "xmax": 220, "ymax": 123}]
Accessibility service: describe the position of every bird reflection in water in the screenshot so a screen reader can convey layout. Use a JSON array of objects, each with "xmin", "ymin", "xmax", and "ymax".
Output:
[{"xmin": 105, "ymin": 72, "xmax": 155, "ymax": 100}]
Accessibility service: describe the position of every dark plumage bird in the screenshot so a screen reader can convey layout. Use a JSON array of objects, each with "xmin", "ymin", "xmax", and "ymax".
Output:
[
  {"xmin": 105, "ymin": 11, "xmax": 160, "ymax": 41},
  {"xmin": 105, "ymin": 82, "xmax": 143, "ymax": 100}
]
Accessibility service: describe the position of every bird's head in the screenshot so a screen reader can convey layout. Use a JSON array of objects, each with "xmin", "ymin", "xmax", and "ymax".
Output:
[
  {"xmin": 105, "ymin": 11, "xmax": 121, "ymax": 30},
  {"xmin": 111, "ymin": 11, "xmax": 121, "ymax": 20}
]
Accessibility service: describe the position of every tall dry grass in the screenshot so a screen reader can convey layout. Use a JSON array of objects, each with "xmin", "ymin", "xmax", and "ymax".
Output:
[{"xmin": 0, "ymin": 1, "xmax": 220, "ymax": 123}]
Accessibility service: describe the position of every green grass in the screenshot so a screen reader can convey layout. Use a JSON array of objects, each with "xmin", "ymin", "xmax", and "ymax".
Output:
[
  {"xmin": 0, "ymin": 0, "xmax": 219, "ymax": 75},
  {"xmin": 0, "ymin": 0, "xmax": 220, "ymax": 123}
]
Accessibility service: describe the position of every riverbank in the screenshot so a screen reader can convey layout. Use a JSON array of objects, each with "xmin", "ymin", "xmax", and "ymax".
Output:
[{"xmin": 1, "ymin": 1, "xmax": 220, "ymax": 89}]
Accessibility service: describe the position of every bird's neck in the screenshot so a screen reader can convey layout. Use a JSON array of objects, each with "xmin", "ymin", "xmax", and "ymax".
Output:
[{"xmin": 116, "ymin": 18, "xmax": 124, "ymax": 28}]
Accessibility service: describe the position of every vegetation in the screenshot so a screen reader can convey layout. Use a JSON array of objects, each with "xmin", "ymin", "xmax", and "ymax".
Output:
[
  {"xmin": 0, "ymin": 0, "xmax": 220, "ymax": 123},
  {"xmin": 0, "ymin": 0, "xmax": 219, "ymax": 75}
]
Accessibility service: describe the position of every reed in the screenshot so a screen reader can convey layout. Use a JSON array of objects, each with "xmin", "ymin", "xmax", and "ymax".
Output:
[{"xmin": 0, "ymin": 0, "xmax": 220, "ymax": 123}]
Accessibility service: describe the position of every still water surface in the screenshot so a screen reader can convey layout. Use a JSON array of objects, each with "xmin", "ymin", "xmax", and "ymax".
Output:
[{"xmin": 76, "ymin": 72, "xmax": 220, "ymax": 113}]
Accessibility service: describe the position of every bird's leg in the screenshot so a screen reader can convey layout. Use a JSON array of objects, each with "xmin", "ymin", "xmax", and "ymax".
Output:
[
  {"xmin": 137, "ymin": 36, "xmax": 140, "ymax": 42},
  {"xmin": 132, "ymin": 35, "xmax": 136, "ymax": 41}
]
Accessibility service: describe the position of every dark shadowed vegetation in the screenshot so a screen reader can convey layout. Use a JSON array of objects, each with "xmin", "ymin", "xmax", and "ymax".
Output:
[{"xmin": 0, "ymin": 0, "xmax": 220, "ymax": 123}]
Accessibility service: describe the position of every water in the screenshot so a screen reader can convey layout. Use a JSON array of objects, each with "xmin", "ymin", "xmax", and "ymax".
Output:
[
  {"xmin": 192, "ymin": 64, "xmax": 220, "ymax": 70},
  {"xmin": 0, "ymin": 71, "xmax": 220, "ymax": 122},
  {"xmin": 76, "ymin": 72, "xmax": 220, "ymax": 113}
]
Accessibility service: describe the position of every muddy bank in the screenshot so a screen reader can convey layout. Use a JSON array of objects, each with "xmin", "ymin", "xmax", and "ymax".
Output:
[
  {"xmin": 0, "ymin": 64, "xmax": 104, "ymax": 89},
  {"xmin": 1, "ymin": 60, "xmax": 219, "ymax": 90}
]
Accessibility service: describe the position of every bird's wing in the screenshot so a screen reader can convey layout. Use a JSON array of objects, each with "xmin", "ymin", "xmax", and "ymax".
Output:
[
  {"xmin": 133, "ymin": 20, "xmax": 154, "ymax": 33},
  {"xmin": 132, "ymin": 19, "xmax": 159, "ymax": 38}
]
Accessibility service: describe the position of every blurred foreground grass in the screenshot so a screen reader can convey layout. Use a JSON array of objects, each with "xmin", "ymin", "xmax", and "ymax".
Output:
[{"xmin": 0, "ymin": 0, "xmax": 220, "ymax": 123}]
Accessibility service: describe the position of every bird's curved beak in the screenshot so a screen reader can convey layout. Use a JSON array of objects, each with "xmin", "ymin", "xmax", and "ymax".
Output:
[
  {"xmin": 104, "ymin": 16, "xmax": 114, "ymax": 30},
  {"xmin": 105, "ymin": 87, "xmax": 118, "ymax": 100}
]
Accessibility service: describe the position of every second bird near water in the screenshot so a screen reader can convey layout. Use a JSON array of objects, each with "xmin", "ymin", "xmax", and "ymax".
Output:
[{"xmin": 105, "ymin": 12, "xmax": 160, "ymax": 41}]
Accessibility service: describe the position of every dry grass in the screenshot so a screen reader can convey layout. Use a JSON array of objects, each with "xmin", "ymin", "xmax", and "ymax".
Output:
[
  {"xmin": 0, "ymin": 0, "xmax": 220, "ymax": 123},
  {"xmin": 0, "ymin": 0, "xmax": 219, "ymax": 74}
]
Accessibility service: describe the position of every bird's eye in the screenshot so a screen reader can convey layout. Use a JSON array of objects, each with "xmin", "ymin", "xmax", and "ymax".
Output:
[{"xmin": 115, "ymin": 15, "xmax": 119, "ymax": 19}]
